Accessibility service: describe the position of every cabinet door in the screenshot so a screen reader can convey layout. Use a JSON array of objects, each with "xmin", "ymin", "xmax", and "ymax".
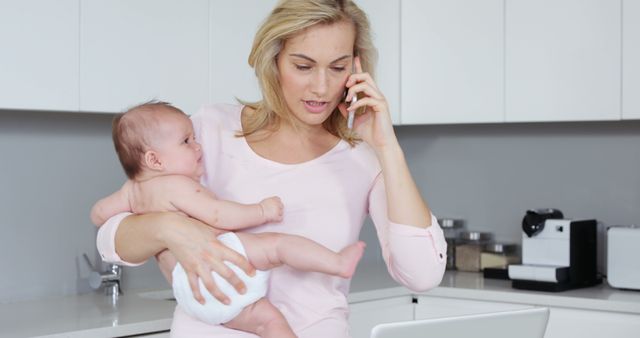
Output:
[
  {"xmin": 0, "ymin": 0, "xmax": 79, "ymax": 111},
  {"xmin": 505, "ymin": 0, "xmax": 621, "ymax": 122},
  {"xmin": 349, "ymin": 296, "xmax": 415, "ymax": 338},
  {"xmin": 401, "ymin": 0, "xmax": 504, "ymax": 124},
  {"xmin": 414, "ymin": 295, "xmax": 532, "ymax": 319},
  {"xmin": 623, "ymin": 0, "xmax": 640, "ymax": 119},
  {"xmin": 544, "ymin": 307, "xmax": 640, "ymax": 338},
  {"xmin": 209, "ymin": 0, "xmax": 278, "ymax": 105},
  {"xmin": 80, "ymin": 0, "xmax": 209, "ymax": 115},
  {"xmin": 357, "ymin": 0, "xmax": 401, "ymax": 125}
]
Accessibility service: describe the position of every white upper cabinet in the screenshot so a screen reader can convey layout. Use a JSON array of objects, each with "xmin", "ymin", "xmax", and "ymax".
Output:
[
  {"xmin": 0, "ymin": 0, "xmax": 79, "ymax": 111},
  {"xmin": 2, "ymin": 0, "xmax": 632, "ymax": 124},
  {"xmin": 505, "ymin": 0, "xmax": 621, "ymax": 122},
  {"xmin": 357, "ymin": 0, "xmax": 401, "ymax": 125},
  {"xmin": 80, "ymin": 0, "xmax": 209, "ymax": 115},
  {"xmin": 623, "ymin": 0, "xmax": 640, "ymax": 119},
  {"xmin": 401, "ymin": 0, "xmax": 504, "ymax": 124},
  {"xmin": 208, "ymin": 0, "xmax": 277, "ymax": 106}
]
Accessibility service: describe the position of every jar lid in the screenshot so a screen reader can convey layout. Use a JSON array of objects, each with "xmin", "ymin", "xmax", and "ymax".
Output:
[
  {"xmin": 483, "ymin": 243, "xmax": 518, "ymax": 254},
  {"xmin": 439, "ymin": 218, "xmax": 465, "ymax": 228},
  {"xmin": 458, "ymin": 231, "xmax": 493, "ymax": 242}
]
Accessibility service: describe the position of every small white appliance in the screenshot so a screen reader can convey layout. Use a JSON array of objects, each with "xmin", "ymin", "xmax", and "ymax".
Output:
[
  {"xmin": 508, "ymin": 209, "xmax": 601, "ymax": 292},
  {"xmin": 607, "ymin": 226, "xmax": 640, "ymax": 290}
]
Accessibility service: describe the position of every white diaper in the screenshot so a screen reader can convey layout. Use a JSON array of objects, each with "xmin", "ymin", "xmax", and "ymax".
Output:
[{"xmin": 171, "ymin": 232, "xmax": 270, "ymax": 325}]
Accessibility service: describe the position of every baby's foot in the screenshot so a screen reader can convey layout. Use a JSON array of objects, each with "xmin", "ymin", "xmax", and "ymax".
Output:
[{"xmin": 338, "ymin": 241, "xmax": 366, "ymax": 278}]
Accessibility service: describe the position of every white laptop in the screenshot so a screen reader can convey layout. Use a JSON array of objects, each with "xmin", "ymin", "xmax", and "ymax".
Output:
[{"xmin": 371, "ymin": 307, "xmax": 549, "ymax": 338}]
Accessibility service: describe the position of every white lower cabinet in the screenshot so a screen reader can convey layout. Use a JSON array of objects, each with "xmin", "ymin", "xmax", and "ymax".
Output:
[
  {"xmin": 131, "ymin": 297, "xmax": 640, "ymax": 338},
  {"xmin": 348, "ymin": 295, "xmax": 533, "ymax": 338},
  {"xmin": 414, "ymin": 296, "xmax": 640, "ymax": 338},
  {"xmin": 348, "ymin": 296, "xmax": 414, "ymax": 338},
  {"xmin": 414, "ymin": 295, "xmax": 532, "ymax": 320},
  {"xmin": 544, "ymin": 307, "xmax": 640, "ymax": 338}
]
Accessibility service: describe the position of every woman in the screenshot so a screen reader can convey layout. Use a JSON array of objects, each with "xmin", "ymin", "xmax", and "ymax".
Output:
[{"xmin": 96, "ymin": 0, "xmax": 446, "ymax": 336}]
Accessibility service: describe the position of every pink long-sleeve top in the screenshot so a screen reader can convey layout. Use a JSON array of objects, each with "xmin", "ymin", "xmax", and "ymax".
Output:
[{"xmin": 96, "ymin": 103, "xmax": 447, "ymax": 337}]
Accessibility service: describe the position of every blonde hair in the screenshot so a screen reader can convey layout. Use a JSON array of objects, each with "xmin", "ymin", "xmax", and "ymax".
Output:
[
  {"xmin": 240, "ymin": 0, "xmax": 377, "ymax": 146},
  {"xmin": 112, "ymin": 101, "xmax": 186, "ymax": 179}
]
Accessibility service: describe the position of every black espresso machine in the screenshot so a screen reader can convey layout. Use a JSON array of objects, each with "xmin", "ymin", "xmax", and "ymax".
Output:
[{"xmin": 508, "ymin": 209, "xmax": 601, "ymax": 292}]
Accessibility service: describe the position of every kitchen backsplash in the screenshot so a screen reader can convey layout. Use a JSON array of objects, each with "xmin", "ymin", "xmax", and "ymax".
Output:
[{"xmin": 1, "ymin": 110, "xmax": 639, "ymax": 303}]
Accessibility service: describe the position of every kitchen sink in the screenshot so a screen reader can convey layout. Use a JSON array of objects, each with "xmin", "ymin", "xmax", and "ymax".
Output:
[{"xmin": 137, "ymin": 289, "xmax": 176, "ymax": 301}]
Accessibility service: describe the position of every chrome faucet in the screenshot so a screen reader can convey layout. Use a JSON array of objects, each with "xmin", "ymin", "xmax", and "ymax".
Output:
[{"xmin": 83, "ymin": 253, "xmax": 123, "ymax": 298}]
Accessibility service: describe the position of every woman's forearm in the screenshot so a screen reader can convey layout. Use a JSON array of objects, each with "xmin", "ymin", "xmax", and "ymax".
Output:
[
  {"xmin": 376, "ymin": 141, "xmax": 432, "ymax": 228},
  {"xmin": 114, "ymin": 213, "xmax": 174, "ymax": 263},
  {"xmin": 98, "ymin": 209, "xmax": 253, "ymax": 304}
]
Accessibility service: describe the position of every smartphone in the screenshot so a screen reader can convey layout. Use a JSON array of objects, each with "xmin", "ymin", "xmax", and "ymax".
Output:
[{"xmin": 346, "ymin": 56, "xmax": 357, "ymax": 129}]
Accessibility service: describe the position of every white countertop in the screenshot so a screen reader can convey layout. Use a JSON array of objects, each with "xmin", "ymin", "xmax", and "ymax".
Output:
[
  {"xmin": 0, "ymin": 291, "xmax": 175, "ymax": 338},
  {"xmin": 2, "ymin": 263, "xmax": 639, "ymax": 338},
  {"xmin": 351, "ymin": 263, "xmax": 640, "ymax": 314}
]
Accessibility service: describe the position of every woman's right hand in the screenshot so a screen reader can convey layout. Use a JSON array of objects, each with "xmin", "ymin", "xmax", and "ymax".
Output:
[{"xmin": 158, "ymin": 213, "xmax": 256, "ymax": 305}]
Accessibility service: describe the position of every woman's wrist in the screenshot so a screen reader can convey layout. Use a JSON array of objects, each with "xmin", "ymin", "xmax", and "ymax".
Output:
[
  {"xmin": 154, "ymin": 212, "xmax": 182, "ymax": 249},
  {"xmin": 374, "ymin": 139, "xmax": 404, "ymax": 166}
]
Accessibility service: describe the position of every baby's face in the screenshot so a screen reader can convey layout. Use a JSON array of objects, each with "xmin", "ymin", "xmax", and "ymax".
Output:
[{"xmin": 152, "ymin": 113, "xmax": 204, "ymax": 180}]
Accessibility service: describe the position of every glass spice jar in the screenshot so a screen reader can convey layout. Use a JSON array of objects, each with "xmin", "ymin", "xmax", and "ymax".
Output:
[
  {"xmin": 455, "ymin": 231, "xmax": 494, "ymax": 272},
  {"xmin": 480, "ymin": 243, "xmax": 520, "ymax": 270},
  {"xmin": 439, "ymin": 218, "xmax": 465, "ymax": 270}
]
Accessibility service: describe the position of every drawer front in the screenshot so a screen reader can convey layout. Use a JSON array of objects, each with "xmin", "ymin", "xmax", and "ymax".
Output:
[{"xmin": 415, "ymin": 296, "xmax": 532, "ymax": 319}]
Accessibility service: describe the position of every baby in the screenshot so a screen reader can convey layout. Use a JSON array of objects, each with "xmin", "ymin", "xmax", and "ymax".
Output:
[{"xmin": 91, "ymin": 101, "xmax": 365, "ymax": 338}]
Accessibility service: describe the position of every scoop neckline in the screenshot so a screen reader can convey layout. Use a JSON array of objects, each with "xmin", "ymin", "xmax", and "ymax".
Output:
[{"xmin": 236, "ymin": 105, "xmax": 348, "ymax": 168}]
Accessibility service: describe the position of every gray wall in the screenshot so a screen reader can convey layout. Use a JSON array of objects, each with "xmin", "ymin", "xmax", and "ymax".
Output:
[
  {"xmin": 398, "ymin": 121, "xmax": 640, "ymax": 241},
  {"xmin": 0, "ymin": 111, "xmax": 168, "ymax": 303},
  {"xmin": 1, "ymin": 110, "xmax": 639, "ymax": 303}
]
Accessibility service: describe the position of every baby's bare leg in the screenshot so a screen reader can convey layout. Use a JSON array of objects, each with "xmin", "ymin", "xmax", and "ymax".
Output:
[
  {"xmin": 236, "ymin": 232, "xmax": 365, "ymax": 278},
  {"xmin": 224, "ymin": 297, "xmax": 296, "ymax": 338}
]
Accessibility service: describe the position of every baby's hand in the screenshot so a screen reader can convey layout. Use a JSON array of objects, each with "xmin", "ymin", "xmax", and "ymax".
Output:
[{"xmin": 259, "ymin": 196, "xmax": 283, "ymax": 223}]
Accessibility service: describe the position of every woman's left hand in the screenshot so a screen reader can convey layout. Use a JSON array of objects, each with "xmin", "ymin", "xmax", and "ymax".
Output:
[{"xmin": 338, "ymin": 56, "xmax": 398, "ymax": 152}]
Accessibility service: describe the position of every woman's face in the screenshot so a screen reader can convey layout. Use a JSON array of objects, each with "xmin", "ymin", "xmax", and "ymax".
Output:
[{"xmin": 277, "ymin": 20, "xmax": 356, "ymax": 128}]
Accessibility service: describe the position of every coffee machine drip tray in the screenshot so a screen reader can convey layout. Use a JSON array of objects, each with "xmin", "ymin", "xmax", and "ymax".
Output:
[{"xmin": 508, "ymin": 264, "xmax": 570, "ymax": 283}]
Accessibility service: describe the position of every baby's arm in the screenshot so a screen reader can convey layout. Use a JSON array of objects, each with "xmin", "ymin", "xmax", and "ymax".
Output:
[
  {"xmin": 90, "ymin": 181, "xmax": 132, "ymax": 226},
  {"xmin": 169, "ymin": 176, "xmax": 283, "ymax": 230}
]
